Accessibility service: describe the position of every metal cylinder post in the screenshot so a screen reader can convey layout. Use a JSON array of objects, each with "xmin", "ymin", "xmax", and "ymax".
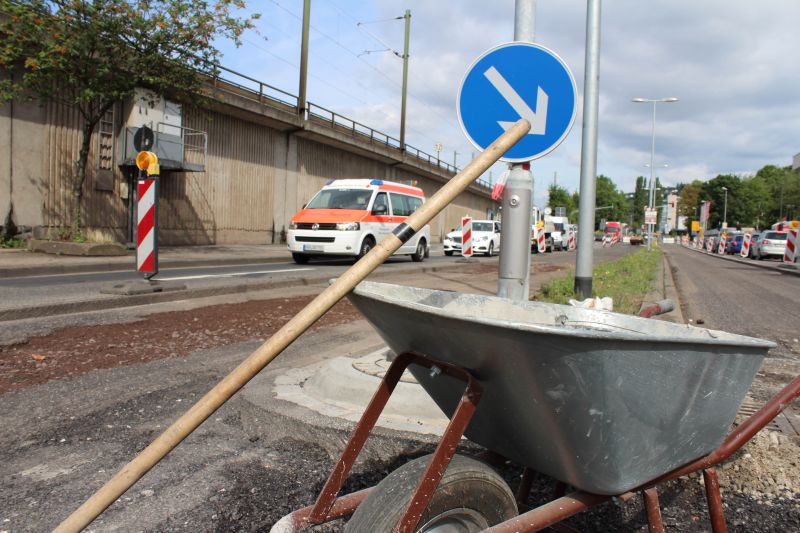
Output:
[
  {"xmin": 498, "ymin": 164, "xmax": 533, "ymax": 299},
  {"xmin": 497, "ymin": 0, "xmax": 536, "ymax": 301},
  {"xmin": 574, "ymin": 0, "xmax": 602, "ymax": 298}
]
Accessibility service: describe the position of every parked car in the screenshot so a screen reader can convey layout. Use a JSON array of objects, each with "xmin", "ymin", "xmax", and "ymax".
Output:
[
  {"xmin": 444, "ymin": 220, "xmax": 501, "ymax": 257},
  {"xmin": 752, "ymin": 231, "xmax": 787, "ymax": 260},
  {"xmin": 725, "ymin": 233, "xmax": 744, "ymax": 254}
]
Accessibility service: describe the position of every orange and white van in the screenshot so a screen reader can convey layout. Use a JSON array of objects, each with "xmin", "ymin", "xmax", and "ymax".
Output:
[{"xmin": 287, "ymin": 179, "xmax": 431, "ymax": 264}]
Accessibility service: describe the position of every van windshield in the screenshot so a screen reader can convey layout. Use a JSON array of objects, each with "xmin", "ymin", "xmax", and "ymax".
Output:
[
  {"xmin": 605, "ymin": 226, "xmax": 619, "ymax": 233},
  {"xmin": 306, "ymin": 188, "xmax": 373, "ymax": 209}
]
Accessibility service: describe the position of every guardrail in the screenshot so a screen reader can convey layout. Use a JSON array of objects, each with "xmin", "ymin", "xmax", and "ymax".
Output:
[{"xmin": 204, "ymin": 62, "xmax": 494, "ymax": 193}]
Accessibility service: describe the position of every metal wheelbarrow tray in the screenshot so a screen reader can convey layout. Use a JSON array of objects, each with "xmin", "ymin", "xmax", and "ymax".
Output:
[{"xmin": 347, "ymin": 281, "xmax": 775, "ymax": 495}]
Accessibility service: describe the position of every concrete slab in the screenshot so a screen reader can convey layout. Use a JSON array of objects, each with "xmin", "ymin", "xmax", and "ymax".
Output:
[{"xmin": 273, "ymin": 350, "xmax": 448, "ymax": 435}]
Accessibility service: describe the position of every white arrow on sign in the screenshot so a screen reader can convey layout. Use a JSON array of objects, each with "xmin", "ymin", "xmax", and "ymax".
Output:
[{"xmin": 484, "ymin": 66, "xmax": 548, "ymax": 135}]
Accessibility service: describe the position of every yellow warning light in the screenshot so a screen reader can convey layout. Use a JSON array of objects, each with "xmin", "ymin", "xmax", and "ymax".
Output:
[{"xmin": 135, "ymin": 151, "xmax": 160, "ymax": 176}]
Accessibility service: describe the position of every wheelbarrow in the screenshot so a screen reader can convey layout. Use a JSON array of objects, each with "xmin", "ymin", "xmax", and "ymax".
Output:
[{"xmin": 270, "ymin": 281, "xmax": 797, "ymax": 532}]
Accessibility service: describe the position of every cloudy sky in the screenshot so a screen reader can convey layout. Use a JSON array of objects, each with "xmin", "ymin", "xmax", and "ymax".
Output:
[{"xmin": 218, "ymin": 0, "xmax": 800, "ymax": 208}]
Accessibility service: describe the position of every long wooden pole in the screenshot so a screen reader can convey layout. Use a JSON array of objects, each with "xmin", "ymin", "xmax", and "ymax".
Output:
[{"xmin": 54, "ymin": 119, "xmax": 531, "ymax": 532}]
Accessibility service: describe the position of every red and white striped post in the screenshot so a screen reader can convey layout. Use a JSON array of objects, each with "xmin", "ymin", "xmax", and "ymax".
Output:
[
  {"xmin": 536, "ymin": 225, "xmax": 546, "ymax": 253},
  {"xmin": 740, "ymin": 233, "xmax": 752, "ymax": 258},
  {"xmin": 784, "ymin": 229, "xmax": 798, "ymax": 263},
  {"xmin": 568, "ymin": 230, "xmax": 576, "ymax": 251},
  {"xmin": 135, "ymin": 151, "xmax": 159, "ymax": 279},
  {"xmin": 717, "ymin": 233, "xmax": 727, "ymax": 254},
  {"xmin": 461, "ymin": 216, "xmax": 473, "ymax": 257}
]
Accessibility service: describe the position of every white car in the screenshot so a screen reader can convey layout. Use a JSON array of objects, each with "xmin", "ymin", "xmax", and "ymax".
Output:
[
  {"xmin": 753, "ymin": 231, "xmax": 787, "ymax": 260},
  {"xmin": 443, "ymin": 220, "xmax": 501, "ymax": 257}
]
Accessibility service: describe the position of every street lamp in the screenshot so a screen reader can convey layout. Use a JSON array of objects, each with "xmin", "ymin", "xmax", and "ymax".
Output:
[
  {"xmin": 632, "ymin": 96, "xmax": 678, "ymax": 250},
  {"xmin": 721, "ymin": 186, "xmax": 728, "ymax": 230}
]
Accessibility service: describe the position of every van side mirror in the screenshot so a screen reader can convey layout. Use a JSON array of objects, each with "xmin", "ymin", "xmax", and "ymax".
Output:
[{"xmin": 372, "ymin": 204, "xmax": 388, "ymax": 215}]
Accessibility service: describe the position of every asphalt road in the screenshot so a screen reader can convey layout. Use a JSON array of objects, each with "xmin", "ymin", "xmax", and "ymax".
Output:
[{"xmin": 666, "ymin": 246, "xmax": 800, "ymax": 407}]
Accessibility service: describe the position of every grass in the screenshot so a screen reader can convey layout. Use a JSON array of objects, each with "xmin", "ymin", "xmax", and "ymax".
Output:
[
  {"xmin": 536, "ymin": 249, "xmax": 662, "ymax": 315},
  {"xmin": 0, "ymin": 238, "xmax": 27, "ymax": 249}
]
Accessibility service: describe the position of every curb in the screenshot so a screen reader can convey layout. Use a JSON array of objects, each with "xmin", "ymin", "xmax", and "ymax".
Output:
[
  {"xmin": 680, "ymin": 244, "xmax": 800, "ymax": 278},
  {"xmin": 0, "ymin": 262, "xmax": 479, "ymax": 322},
  {"xmin": 660, "ymin": 250, "xmax": 685, "ymax": 324},
  {"xmin": 0, "ymin": 255, "xmax": 291, "ymax": 279}
]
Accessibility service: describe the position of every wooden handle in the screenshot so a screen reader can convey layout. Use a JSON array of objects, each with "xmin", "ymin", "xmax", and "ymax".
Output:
[{"xmin": 54, "ymin": 119, "xmax": 531, "ymax": 532}]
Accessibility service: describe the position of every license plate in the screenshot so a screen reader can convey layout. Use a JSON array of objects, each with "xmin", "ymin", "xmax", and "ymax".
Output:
[{"xmin": 303, "ymin": 244, "xmax": 324, "ymax": 252}]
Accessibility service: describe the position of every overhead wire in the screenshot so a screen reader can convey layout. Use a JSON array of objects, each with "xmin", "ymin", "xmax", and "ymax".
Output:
[{"xmin": 262, "ymin": 0, "xmax": 465, "ymax": 154}]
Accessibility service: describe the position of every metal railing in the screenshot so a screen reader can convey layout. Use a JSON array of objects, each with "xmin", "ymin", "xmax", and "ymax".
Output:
[{"xmin": 203, "ymin": 62, "xmax": 494, "ymax": 193}]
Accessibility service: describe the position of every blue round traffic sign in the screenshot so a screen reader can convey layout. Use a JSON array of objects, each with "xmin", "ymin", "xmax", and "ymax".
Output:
[{"xmin": 457, "ymin": 42, "xmax": 577, "ymax": 162}]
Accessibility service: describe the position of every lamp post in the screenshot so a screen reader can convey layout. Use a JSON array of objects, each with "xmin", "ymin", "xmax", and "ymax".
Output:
[
  {"xmin": 721, "ymin": 186, "xmax": 728, "ymax": 230},
  {"xmin": 632, "ymin": 97, "xmax": 678, "ymax": 250}
]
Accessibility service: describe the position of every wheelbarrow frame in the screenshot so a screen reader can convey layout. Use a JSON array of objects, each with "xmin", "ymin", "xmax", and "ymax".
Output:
[{"xmin": 271, "ymin": 349, "xmax": 800, "ymax": 533}]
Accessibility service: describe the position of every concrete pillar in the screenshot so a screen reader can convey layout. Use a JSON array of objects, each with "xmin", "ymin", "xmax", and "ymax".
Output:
[
  {"xmin": 272, "ymin": 131, "xmax": 299, "ymax": 244},
  {"xmin": 0, "ymin": 99, "xmax": 11, "ymax": 231}
]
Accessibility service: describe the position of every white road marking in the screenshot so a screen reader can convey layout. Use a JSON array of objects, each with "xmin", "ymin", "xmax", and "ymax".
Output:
[
  {"xmin": 158, "ymin": 268, "xmax": 314, "ymax": 281},
  {"xmin": 483, "ymin": 65, "xmax": 548, "ymax": 135}
]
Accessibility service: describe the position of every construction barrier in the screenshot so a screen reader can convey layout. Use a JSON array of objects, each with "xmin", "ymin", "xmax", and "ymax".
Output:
[
  {"xmin": 784, "ymin": 229, "xmax": 798, "ymax": 263},
  {"xmin": 717, "ymin": 233, "xmax": 727, "ymax": 255},
  {"xmin": 135, "ymin": 151, "xmax": 159, "ymax": 279},
  {"xmin": 741, "ymin": 233, "xmax": 752, "ymax": 258},
  {"xmin": 461, "ymin": 216, "xmax": 473, "ymax": 257},
  {"xmin": 568, "ymin": 230, "xmax": 576, "ymax": 251},
  {"xmin": 706, "ymin": 238, "xmax": 713, "ymax": 252},
  {"xmin": 536, "ymin": 226, "xmax": 546, "ymax": 253}
]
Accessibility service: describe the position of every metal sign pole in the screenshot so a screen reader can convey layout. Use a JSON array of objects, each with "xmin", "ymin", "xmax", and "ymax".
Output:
[
  {"xmin": 574, "ymin": 0, "xmax": 602, "ymax": 299},
  {"xmin": 497, "ymin": 0, "xmax": 535, "ymax": 301}
]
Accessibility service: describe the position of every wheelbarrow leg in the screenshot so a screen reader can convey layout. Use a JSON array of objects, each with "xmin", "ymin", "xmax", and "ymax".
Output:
[
  {"xmin": 299, "ymin": 351, "xmax": 482, "ymax": 531},
  {"xmin": 703, "ymin": 468, "xmax": 728, "ymax": 533},
  {"xmin": 516, "ymin": 467, "xmax": 535, "ymax": 511},
  {"xmin": 642, "ymin": 487, "xmax": 665, "ymax": 533}
]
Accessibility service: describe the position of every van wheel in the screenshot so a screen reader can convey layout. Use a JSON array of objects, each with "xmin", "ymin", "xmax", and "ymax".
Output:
[
  {"xmin": 485, "ymin": 243, "xmax": 494, "ymax": 257},
  {"xmin": 357, "ymin": 237, "xmax": 375, "ymax": 261},
  {"xmin": 292, "ymin": 253, "xmax": 310, "ymax": 265},
  {"xmin": 344, "ymin": 454, "xmax": 517, "ymax": 533},
  {"xmin": 411, "ymin": 239, "xmax": 426, "ymax": 262}
]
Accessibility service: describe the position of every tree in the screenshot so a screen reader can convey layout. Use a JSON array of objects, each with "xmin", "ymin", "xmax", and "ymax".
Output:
[
  {"xmin": 594, "ymin": 175, "xmax": 628, "ymax": 228},
  {"xmin": 547, "ymin": 184, "xmax": 572, "ymax": 213},
  {"xmin": 630, "ymin": 176, "xmax": 648, "ymax": 228},
  {"xmin": 0, "ymin": 1, "xmax": 259, "ymax": 239}
]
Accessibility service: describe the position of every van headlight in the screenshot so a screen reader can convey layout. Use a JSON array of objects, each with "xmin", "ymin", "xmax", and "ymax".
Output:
[
  {"xmin": 289, "ymin": 221, "xmax": 298, "ymax": 230},
  {"xmin": 336, "ymin": 222, "xmax": 360, "ymax": 231}
]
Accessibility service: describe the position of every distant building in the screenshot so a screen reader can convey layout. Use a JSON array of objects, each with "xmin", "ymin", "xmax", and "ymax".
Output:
[{"xmin": 793, "ymin": 152, "xmax": 800, "ymax": 171}]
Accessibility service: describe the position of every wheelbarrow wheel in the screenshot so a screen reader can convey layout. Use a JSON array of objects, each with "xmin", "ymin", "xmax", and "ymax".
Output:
[{"xmin": 344, "ymin": 453, "xmax": 517, "ymax": 533}]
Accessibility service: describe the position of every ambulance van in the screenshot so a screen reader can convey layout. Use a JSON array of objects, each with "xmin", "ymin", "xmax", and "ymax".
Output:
[{"xmin": 287, "ymin": 179, "xmax": 431, "ymax": 264}]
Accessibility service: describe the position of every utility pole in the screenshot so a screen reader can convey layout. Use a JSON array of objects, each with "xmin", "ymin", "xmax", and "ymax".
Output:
[
  {"xmin": 297, "ymin": 0, "xmax": 311, "ymax": 117},
  {"xmin": 497, "ymin": 0, "xmax": 535, "ymax": 301},
  {"xmin": 399, "ymin": 9, "xmax": 411, "ymax": 150},
  {"xmin": 553, "ymin": 171, "xmax": 557, "ymax": 188},
  {"xmin": 574, "ymin": 0, "xmax": 601, "ymax": 299},
  {"xmin": 453, "ymin": 151, "xmax": 458, "ymax": 169}
]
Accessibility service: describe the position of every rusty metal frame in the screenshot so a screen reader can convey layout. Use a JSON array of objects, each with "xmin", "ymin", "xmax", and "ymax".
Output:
[
  {"xmin": 271, "ymin": 365, "xmax": 798, "ymax": 533},
  {"xmin": 274, "ymin": 351, "xmax": 482, "ymax": 532}
]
